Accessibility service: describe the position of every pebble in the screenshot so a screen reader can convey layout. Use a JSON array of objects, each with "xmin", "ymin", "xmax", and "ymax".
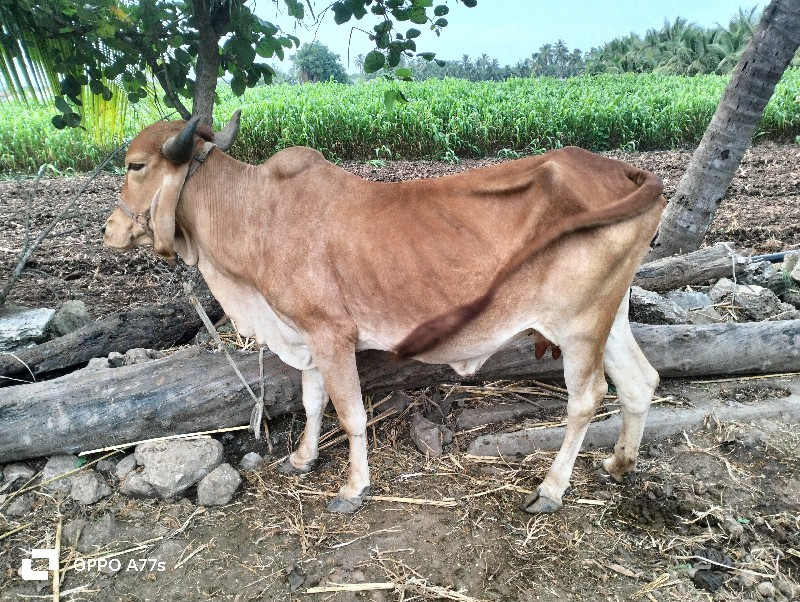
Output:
[
  {"xmin": 239, "ymin": 452, "xmax": 265, "ymax": 472},
  {"xmin": 776, "ymin": 579, "xmax": 797, "ymax": 600},
  {"xmin": 5, "ymin": 493, "xmax": 35, "ymax": 516},
  {"xmin": 756, "ymin": 581, "xmax": 776, "ymax": 598},
  {"xmin": 3, "ymin": 463, "xmax": 35, "ymax": 486}
]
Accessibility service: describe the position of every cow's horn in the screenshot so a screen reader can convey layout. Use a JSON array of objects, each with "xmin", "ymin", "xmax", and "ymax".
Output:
[
  {"xmin": 214, "ymin": 110, "xmax": 241, "ymax": 151},
  {"xmin": 161, "ymin": 115, "xmax": 201, "ymax": 164}
]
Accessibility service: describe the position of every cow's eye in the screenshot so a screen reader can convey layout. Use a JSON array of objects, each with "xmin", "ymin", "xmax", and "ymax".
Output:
[{"xmin": 127, "ymin": 163, "xmax": 145, "ymax": 172}]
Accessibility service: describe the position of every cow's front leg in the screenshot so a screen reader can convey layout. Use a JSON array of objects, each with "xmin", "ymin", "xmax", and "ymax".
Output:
[
  {"xmin": 311, "ymin": 341, "xmax": 370, "ymax": 514},
  {"xmin": 280, "ymin": 368, "xmax": 329, "ymax": 474},
  {"xmin": 522, "ymin": 340, "xmax": 607, "ymax": 513}
]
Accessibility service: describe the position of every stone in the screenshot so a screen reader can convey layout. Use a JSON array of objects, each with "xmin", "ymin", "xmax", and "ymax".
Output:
[
  {"xmin": 152, "ymin": 539, "xmax": 189, "ymax": 571},
  {"xmin": 62, "ymin": 518, "xmax": 88, "ymax": 547},
  {"xmin": 122, "ymin": 348, "xmax": 163, "ymax": 366},
  {"xmin": 4, "ymin": 463, "xmax": 35, "ymax": 487},
  {"xmin": 410, "ymin": 412, "xmax": 453, "ymax": 457},
  {"xmin": 784, "ymin": 253, "xmax": 800, "ymax": 282},
  {"xmin": 0, "ymin": 306, "xmax": 56, "ymax": 351},
  {"xmin": 197, "ymin": 463, "xmax": 241, "ymax": 506},
  {"xmin": 379, "ymin": 391, "xmax": 413, "ymax": 416},
  {"xmin": 775, "ymin": 579, "xmax": 797, "ymax": 600},
  {"xmin": 95, "ymin": 458, "xmax": 117, "ymax": 474},
  {"xmin": 114, "ymin": 454, "xmax": 137, "ymax": 480},
  {"xmin": 686, "ymin": 306, "xmax": 724, "ymax": 325},
  {"xmin": 665, "ymin": 290, "xmax": 713, "ymax": 311},
  {"xmin": 756, "ymin": 581, "xmax": 777, "ymax": 598},
  {"xmin": 120, "ymin": 472, "xmax": 157, "ymax": 499},
  {"xmin": 629, "ymin": 286, "xmax": 688, "ymax": 325},
  {"xmin": 721, "ymin": 515, "xmax": 744, "ymax": 538},
  {"xmin": 239, "ymin": 452, "xmax": 265, "ymax": 472},
  {"xmin": 107, "ymin": 351, "xmax": 125, "ymax": 368},
  {"xmin": 739, "ymin": 261, "xmax": 779, "ymax": 289},
  {"xmin": 708, "ymin": 278, "xmax": 798, "ymax": 321},
  {"xmin": 5, "ymin": 493, "xmax": 35, "ymax": 517},
  {"xmin": 50, "ymin": 300, "xmax": 91, "ymax": 336},
  {"xmin": 86, "ymin": 357, "xmax": 110, "ymax": 369},
  {"xmin": 78, "ymin": 513, "xmax": 119, "ymax": 554},
  {"xmin": 70, "ymin": 471, "xmax": 112, "ymax": 505},
  {"xmin": 135, "ymin": 438, "xmax": 224, "ymax": 499},
  {"xmin": 41, "ymin": 455, "xmax": 81, "ymax": 493}
]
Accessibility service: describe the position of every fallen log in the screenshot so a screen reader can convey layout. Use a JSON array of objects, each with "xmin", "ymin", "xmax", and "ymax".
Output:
[
  {"xmin": 0, "ymin": 298, "xmax": 223, "ymax": 382},
  {"xmin": 1, "ymin": 321, "xmax": 798, "ymax": 462},
  {"xmin": 633, "ymin": 242, "xmax": 748, "ymax": 292}
]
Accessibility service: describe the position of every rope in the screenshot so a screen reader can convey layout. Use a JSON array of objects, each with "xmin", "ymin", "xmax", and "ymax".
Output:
[{"xmin": 182, "ymin": 281, "xmax": 270, "ymax": 440}]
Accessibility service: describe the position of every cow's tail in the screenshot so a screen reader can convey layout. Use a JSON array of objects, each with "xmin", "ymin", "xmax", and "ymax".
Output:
[{"xmin": 394, "ymin": 166, "xmax": 664, "ymax": 359}]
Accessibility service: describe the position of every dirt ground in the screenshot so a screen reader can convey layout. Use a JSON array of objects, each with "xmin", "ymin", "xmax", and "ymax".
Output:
[{"xmin": 1, "ymin": 144, "xmax": 799, "ymax": 601}]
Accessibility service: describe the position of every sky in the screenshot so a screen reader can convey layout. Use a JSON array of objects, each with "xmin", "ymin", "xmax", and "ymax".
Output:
[{"xmin": 257, "ymin": 0, "xmax": 762, "ymax": 72}]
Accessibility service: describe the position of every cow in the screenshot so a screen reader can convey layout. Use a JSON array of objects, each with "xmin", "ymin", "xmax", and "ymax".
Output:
[{"xmin": 103, "ymin": 112, "xmax": 666, "ymax": 514}]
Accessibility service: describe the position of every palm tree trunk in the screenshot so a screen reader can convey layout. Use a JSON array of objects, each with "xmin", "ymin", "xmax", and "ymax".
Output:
[{"xmin": 647, "ymin": 0, "xmax": 800, "ymax": 261}]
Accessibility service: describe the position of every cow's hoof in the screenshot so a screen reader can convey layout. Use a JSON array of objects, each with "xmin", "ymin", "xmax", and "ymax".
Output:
[
  {"xmin": 277, "ymin": 457, "xmax": 317, "ymax": 475},
  {"xmin": 520, "ymin": 491, "xmax": 562, "ymax": 514},
  {"xmin": 326, "ymin": 495, "xmax": 364, "ymax": 514},
  {"xmin": 595, "ymin": 466, "xmax": 636, "ymax": 485}
]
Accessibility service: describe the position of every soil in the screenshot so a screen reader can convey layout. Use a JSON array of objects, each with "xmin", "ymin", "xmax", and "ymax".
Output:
[{"xmin": 1, "ymin": 144, "xmax": 799, "ymax": 601}]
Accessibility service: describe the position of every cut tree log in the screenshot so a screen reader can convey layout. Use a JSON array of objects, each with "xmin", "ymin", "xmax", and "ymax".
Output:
[
  {"xmin": 1, "ymin": 320, "xmax": 798, "ymax": 462},
  {"xmin": 0, "ymin": 299, "xmax": 223, "ymax": 382},
  {"xmin": 633, "ymin": 242, "xmax": 748, "ymax": 293}
]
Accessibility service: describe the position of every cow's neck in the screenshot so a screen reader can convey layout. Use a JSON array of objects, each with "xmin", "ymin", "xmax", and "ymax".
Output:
[{"xmin": 176, "ymin": 150, "xmax": 270, "ymax": 282}]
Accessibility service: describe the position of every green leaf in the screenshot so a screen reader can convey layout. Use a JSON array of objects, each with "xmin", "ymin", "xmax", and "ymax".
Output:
[
  {"xmin": 434, "ymin": 5, "xmax": 449, "ymax": 16},
  {"xmin": 54, "ymin": 96, "xmax": 71, "ymax": 114},
  {"xmin": 231, "ymin": 77, "xmax": 246, "ymax": 96},
  {"xmin": 284, "ymin": 0, "xmax": 304, "ymax": 19},
  {"xmin": 332, "ymin": 1, "xmax": 352, "ymax": 24},
  {"xmin": 51, "ymin": 114, "xmax": 67, "ymax": 129},
  {"xmin": 434, "ymin": 17, "xmax": 448, "ymax": 27},
  {"xmin": 409, "ymin": 7, "xmax": 427, "ymax": 24},
  {"xmin": 406, "ymin": 27, "xmax": 421, "ymax": 38},
  {"xmin": 395, "ymin": 67, "xmax": 412, "ymax": 79},
  {"xmin": 461, "ymin": 0, "xmax": 477, "ymax": 6},
  {"xmin": 363, "ymin": 50, "xmax": 385, "ymax": 73},
  {"xmin": 418, "ymin": 52, "xmax": 436, "ymax": 61}
]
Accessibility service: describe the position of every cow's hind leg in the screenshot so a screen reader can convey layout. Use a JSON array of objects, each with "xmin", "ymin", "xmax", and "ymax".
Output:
[
  {"xmin": 601, "ymin": 292, "xmax": 659, "ymax": 482},
  {"xmin": 522, "ymin": 338, "xmax": 607, "ymax": 513},
  {"xmin": 280, "ymin": 368, "xmax": 329, "ymax": 474}
]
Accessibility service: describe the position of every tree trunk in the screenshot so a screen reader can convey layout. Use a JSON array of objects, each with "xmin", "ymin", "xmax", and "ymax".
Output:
[
  {"xmin": 0, "ymin": 299, "xmax": 223, "ymax": 381},
  {"xmin": 192, "ymin": 0, "xmax": 222, "ymax": 125},
  {"xmin": 647, "ymin": 0, "xmax": 800, "ymax": 261},
  {"xmin": 633, "ymin": 242, "xmax": 748, "ymax": 292},
  {"xmin": 2, "ymin": 321, "xmax": 799, "ymax": 462}
]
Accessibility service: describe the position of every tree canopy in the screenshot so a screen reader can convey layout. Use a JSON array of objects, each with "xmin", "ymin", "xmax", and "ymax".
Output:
[{"xmin": 291, "ymin": 43, "xmax": 349, "ymax": 84}]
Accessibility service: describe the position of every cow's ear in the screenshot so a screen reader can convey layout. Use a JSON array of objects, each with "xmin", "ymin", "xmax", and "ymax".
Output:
[{"xmin": 151, "ymin": 163, "xmax": 191, "ymax": 262}]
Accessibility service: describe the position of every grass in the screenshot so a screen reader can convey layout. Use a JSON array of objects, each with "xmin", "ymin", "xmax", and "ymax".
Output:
[{"xmin": 1, "ymin": 70, "xmax": 799, "ymax": 174}]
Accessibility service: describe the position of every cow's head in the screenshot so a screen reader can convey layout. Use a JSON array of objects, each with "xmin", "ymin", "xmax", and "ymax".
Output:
[{"xmin": 103, "ymin": 110, "xmax": 241, "ymax": 261}]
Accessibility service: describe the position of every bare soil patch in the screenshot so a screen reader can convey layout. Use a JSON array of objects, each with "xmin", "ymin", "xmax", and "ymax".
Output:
[{"xmin": 1, "ymin": 144, "xmax": 799, "ymax": 601}]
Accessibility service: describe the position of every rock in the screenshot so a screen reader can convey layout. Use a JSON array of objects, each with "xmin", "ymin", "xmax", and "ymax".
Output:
[
  {"xmin": 95, "ymin": 458, "xmax": 118, "ymax": 474},
  {"xmin": 70, "ymin": 471, "xmax": 111, "ymax": 505},
  {"xmin": 120, "ymin": 472, "xmax": 157, "ymax": 499},
  {"xmin": 197, "ymin": 463, "xmax": 241, "ymax": 506},
  {"xmin": 721, "ymin": 515, "xmax": 744, "ymax": 538},
  {"xmin": 456, "ymin": 402, "xmax": 541, "ymax": 430},
  {"xmin": 135, "ymin": 438, "xmax": 224, "ymax": 499},
  {"xmin": 4, "ymin": 463, "xmax": 35, "ymax": 487},
  {"xmin": 86, "ymin": 357, "xmax": 110, "ymax": 369},
  {"xmin": 708, "ymin": 278, "xmax": 799, "ymax": 321},
  {"xmin": 629, "ymin": 286, "xmax": 688, "ymax": 325},
  {"xmin": 781, "ymin": 288, "xmax": 800, "ymax": 309},
  {"xmin": 380, "ymin": 391, "xmax": 413, "ymax": 416},
  {"xmin": 785, "ymin": 253, "xmax": 800, "ymax": 282},
  {"xmin": 686, "ymin": 306, "xmax": 724, "ymax": 325},
  {"xmin": 239, "ymin": 452, "xmax": 265, "ymax": 472},
  {"xmin": 50, "ymin": 300, "xmax": 91, "ymax": 337},
  {"xmin": 122, "ymin": 348, "xmax": 163, "ymax": 366},
  {"xmin": 78, "ymin": 513, "xmax": 119, "ymax": 554},
  {"xmin": 114, "ymin": 454, "xmax": 137, "ymax": 480},
  {"xmin": 152, "ymin": 539, "xmax": 188, "ymax": 571},
  {"xmin": 775, "ymin": 579, "xmax": 797, "ymax": 600},
  {"xmin": 41, "ymin": 455, "xmax": 81, "ymax": 493},
  {"xmin": 0, "ymin": 306, "xmax": 56, "ymax": 351},
  {"xmin": 665, "ymin": 290, "xmax": 713, "ymax": 311},
  {"xmin": 410, "ymin": 412, "xmax": 453, "ymax": 457},
  {"xmin": 756, "ymin": 581, "xmax": 777, "ymax": 598},
  {"xmin": 107, "ymin": 351, "xmax": 125, "ymax": 368},
  {"xmin": 62, "ymin": 518, "xmax": 88, "ymax": 547},
  {"xmin": 739, "ymin": 261, "xmax": 779, "ymax": 290},
  {"xmin": 5, "ymin": 493, "xmax": 35, "ymax": 516}
]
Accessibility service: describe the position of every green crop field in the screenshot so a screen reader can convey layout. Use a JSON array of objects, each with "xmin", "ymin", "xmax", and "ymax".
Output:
[{"xmin": 1, "ymin": 71, "xmax": 799, "ymax": 174}]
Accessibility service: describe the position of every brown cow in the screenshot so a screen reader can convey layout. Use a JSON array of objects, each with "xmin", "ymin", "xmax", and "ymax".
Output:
[{"xmin": 104, "ymin": 113, "xmax": 665, "ymax": 514}]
